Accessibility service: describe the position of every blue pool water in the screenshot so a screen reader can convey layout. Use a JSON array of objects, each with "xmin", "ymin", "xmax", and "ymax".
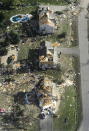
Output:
[
  {"xmin": 12, "ymin": 17, "xmax": 21, "ymax": 22},
  {"xmin": 21, "ymin": 16, "xmax": 30, "ymax": 21},
  {"xmin": 12, "ymin": 15, "xmax": 30, "ymax": 22}
]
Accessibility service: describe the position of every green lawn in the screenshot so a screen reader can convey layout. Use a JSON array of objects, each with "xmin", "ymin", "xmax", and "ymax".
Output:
[
  {"xmin": 18, "ymin": 43, "xmax": 30, "ymax": 61},
  {"xmin": 1, "ymin": 0, "xmax": 79, "ymax": 6},
  {"xmin": 30, "ymin": 0, "xmax": 68, "ymax": 5},
  {"xmin": 70, "ymin": 16, "xmax": 78, "ymax": 47},
  {"xmin": 53, "ymin": 86, "xmax": 80, "ymax": 131},
  {"xmin": 13, "ymin": 0, "xmax": 74, "ymax": 5},
  {"xmin": 15, "ymin": 0, "xmax": 78, "ymax": 5}
]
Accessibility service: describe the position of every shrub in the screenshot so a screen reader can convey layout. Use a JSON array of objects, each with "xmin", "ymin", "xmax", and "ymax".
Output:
[
  {"xmin": 0, "ymin": 47, "xmax": 7, "ymax": 56},
  {"xmin": 5, "ymin": 31, "xmax": 20, "ymax": 45},
  {"xmin": 1, "ymin": 0, "xmax": 14, "ymax": 9},
  {"xmin": 0, "ymin": 12, "xmax": 4, "ymax": 23}
]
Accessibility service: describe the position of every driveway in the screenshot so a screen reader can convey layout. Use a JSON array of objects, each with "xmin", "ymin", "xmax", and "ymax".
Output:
[
  {"xmin": 57, "ymin": 47, "xmax": 79, "ymax": 56},
  {"xmin": 40, "ymin": 5, "xmax": 67, "ymax": 12},
  {"xmin": 40, "ymin": 116, "xmax": 53, "ymax": 131}
]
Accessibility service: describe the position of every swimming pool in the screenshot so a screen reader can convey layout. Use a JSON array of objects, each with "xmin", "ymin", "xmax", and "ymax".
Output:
[{"xmin": 10, "ymin": 14, "xmax": 33, "ymax": 23}]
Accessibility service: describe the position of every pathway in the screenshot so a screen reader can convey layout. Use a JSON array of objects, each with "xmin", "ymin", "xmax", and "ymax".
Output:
[{"xmin": 40, "ymin": 116, "xmax": 53, "ymax": 131}]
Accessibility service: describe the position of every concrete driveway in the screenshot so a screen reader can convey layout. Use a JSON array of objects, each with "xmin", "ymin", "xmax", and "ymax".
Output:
[{"xmin": 40, "ymin": 116, "xmax": 53, "ymax": 131}]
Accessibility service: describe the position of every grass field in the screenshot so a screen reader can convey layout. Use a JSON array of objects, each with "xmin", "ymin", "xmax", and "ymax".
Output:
[
  {"xmin": 53, "ymin": 56, "xmax": 81, "ymax": 131},
  {"xmin": 13, "ymin": 0, "xmax": 78, "ymax": 5},
  {"xmin": 53, "ymin": 86, "xmax": 79, "ymax": 131},
  {"xmin": 18, "ymin": 43, "xmax": 30, "ymax": 61},
  {"xmin": 29, "ymin": 0, "xmax": 68, "ymax": 5}
]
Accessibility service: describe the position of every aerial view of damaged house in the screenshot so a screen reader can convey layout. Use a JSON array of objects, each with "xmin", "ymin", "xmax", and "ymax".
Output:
[
  {"xmin": 25, "ymin": 77, "xmax": 58, "ymax": 119},
  {"xmin": 38, "ymin": 7, "xmax": 57, "ymax": 34}
]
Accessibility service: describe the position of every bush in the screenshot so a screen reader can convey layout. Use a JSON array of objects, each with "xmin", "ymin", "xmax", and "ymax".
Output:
[
  {"xmin": 5, "ymin": 31, "xmax": 20, "ymax": 45},
  {"xmin": 1, "ymin": 0, "xmax": 14, "ymax": 9},
  {"xmin": 55, "ymin": 11, "xmax": 63, "ymax": 15},
  {"xmin": 0, "ymin": 47, "xmax": 7, "ymax": 56},
  {"xmin": 0, "ymin": 12, "xmax": 4, "ymax": 23},
  {"xmin": 57, "ymin": 32, "xmax": 67, "ymax": 39},
  {"xmin": 0, "ymin": 12, "xmax": 5, "ymax": 28},
  {"xmin": 0, "ymin": 41, "xmax": 9, "ymax": 48}
]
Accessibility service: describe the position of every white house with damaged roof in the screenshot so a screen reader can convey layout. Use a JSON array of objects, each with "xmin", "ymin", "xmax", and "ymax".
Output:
[
  {"xmin": 39, "ymin": 41, "xmax": 60, "ymax": 70},
  {"xmin": 38, "ymin": 7, "xmax": 57, "ymax": 34},
  {"xmin": 36, "ymin": 77, "xmax": 57, "ymax": 111}
]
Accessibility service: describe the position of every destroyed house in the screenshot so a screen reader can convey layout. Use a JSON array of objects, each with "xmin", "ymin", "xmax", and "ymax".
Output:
[{"xmin": 38, "ymin": 7, "xmax": 57, "ymax": 34}]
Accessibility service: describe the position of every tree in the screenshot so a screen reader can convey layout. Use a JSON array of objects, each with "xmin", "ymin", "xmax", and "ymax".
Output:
[
  {"xmin": 65, "ymin": 0, "xmax": 78, "ymax": 4},
  {"xmin": 5, "ymin": 31, "xmax": 20, "ymax": 45},
  {"xmin": 0, "ymin": 12, "xmax": 5, "ymax": 28},
  {"xmin": 0, "ymin": 12, "xmax": 4, "ymax": 23},
  {"xmin": 1, "ymin": 0, "xmax": 14, "ymax": 9},
  {"xmin": 0, "ymin": 47, "xmax": 7, "ymax": 56}
]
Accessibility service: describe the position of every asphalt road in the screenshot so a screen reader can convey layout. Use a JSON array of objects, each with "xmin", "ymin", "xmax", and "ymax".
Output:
[{"xmin": 78, "ymin": 0, "xmax": 89, "ymax": 131}]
